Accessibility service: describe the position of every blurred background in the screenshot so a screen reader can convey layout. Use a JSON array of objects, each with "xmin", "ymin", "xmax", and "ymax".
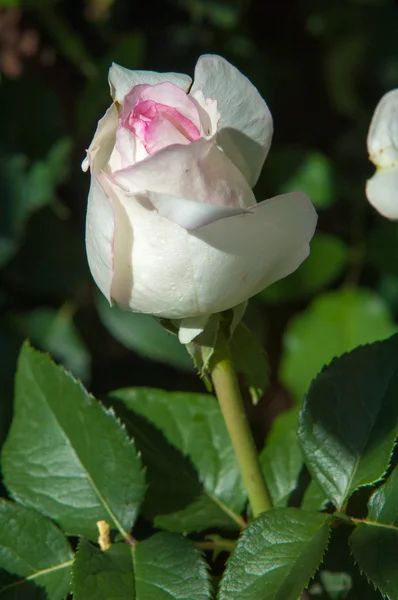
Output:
[{"xmin": 1, "ymin": 0, "xmax": 398, "ymax": 448}]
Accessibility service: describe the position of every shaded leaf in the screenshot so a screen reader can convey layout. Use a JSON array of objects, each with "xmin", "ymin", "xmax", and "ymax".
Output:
[
  {"xmin": 108, "ymin": 407, "xmax": 202, "ymax": 518},
  {"xmin": 109, "ymin": 388, "xmax": 246, "ymax": 532},
  {"xmin": 154, "ymin": 494, "xmax": 243, "ymax": 533},
  {"xmin": 259, "ymin": 409, "xmax": 303, "ymax": 506},
  {"xmin": 11, "ymin": 306, "xmax": 90, "ymax": 382},
  {"xmin": 0, "ymin": 500, "xmax": 73, "ymax": 600},
  {"xmin": 0, "ymin": 140, "xmax": 71, "ymax": 269},
  {"xmin": 73, "ymin": 534, "xmax": 212, "ymax": 600},
  {"xmin": 230, "ymin": 322, "xmax": 268, "ymax": 405},
  {"xmin": 133, "ymin": 532, "xmax": 212, "ymax": 599},
  {"xmin": 368, "ymin": 464, "xmax": 398, "ymax": 524},
  {"xmin": 281, "ymin": 288, "xmax": 396, "ymax": 402},
  {"xmin": 280, "ymin": 151, "xmax": 335, "ymax": 209},
  {"xmin": 349, "ymin": 465, "xmax": 398, "ymax": 599},
  {"xmin": 301, "ymin": 480, "xmax": 329, "ymax": 512},
  {"xmin": 350, "ymin": 523, "xmax": 398, "ymax": 600},
  {"xmin": 299, "ymin": 334, "xmax": 398, "ymax": 509},
  {"xmin": 2, "ymin": 343, "xmax": 145, "ymax": 540},
  {"xmin": 219, "ymin": 508, "xmax": 331, "ymax": 600},
  {"xmin": 97, "ymin": 294, "xmax": 192, "ymax": 371},
  {"xmin": 72, "ymin": 540, "xmax": 135, "ymax": 600},
  {"xmin": 319, "ymin": 571, "xmax": 352, "ymax": 599},
  {"xmin": 26, "ymin": 138, "xmax": 72, "ymax": 212}
]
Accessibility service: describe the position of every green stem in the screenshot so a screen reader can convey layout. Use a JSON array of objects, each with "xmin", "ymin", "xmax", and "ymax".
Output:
[{"xmin": 211, "ymin": 335, "xmax": 272, "ymax": 517}]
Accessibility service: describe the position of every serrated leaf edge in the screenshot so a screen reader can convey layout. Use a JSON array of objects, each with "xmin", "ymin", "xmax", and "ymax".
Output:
[
  {"xmin": 348, "ymin": 529, "xmax": 389, "ymax": 599},
  {"xmin": 217, "ymin": 511, "xmax": 332, "ymax": 600},
  {"xmin": 10, "ymin": 343, "xmax": 146, "ymax": 540},
  {"xmin": 298, "ymin": 333, "xmax": 398, "ymax": 509}
]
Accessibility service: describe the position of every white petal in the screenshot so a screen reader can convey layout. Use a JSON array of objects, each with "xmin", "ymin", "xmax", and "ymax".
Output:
[
  {"xmin": 109, "ymin": 63, "xmax": 192, "ymax": 103},
  {"xmin": 112, "ymin": 139, "xmax": 255, "ymax": 210},
  {"xmin": 366, "ymin": 169, "xmax": 398, "ymax": 220},
  {"xmin": 146, "ymin": 192, "xmax": 249, "ymax": 229},
  {"xmin": 187, "ymin": 192, "xmax": 317, "ymax": 313},
  {"xmin": 85, "ymin": 175, "xmax": 116, "ymax": 303},
  {"xmin": 368, "ymin": 89, "xmax": 398, "ymax": 168},
  {"xmin": 84, "ymin": 104, "xmax": 119, "ymax": 173},
  {"xmin": 190, "ymin": 54, "xmax": 273, "ymax": 187},
  {"xmin": 178, "ymin": 316, "xmax": 209, "ymax": 344},
  {"xmin": 107, "ymin": 184, "xmax": 316, "ymax": 319},
  {"xmin": 190, "ymin": 89, "xmax": 220, "ymax": 138}
]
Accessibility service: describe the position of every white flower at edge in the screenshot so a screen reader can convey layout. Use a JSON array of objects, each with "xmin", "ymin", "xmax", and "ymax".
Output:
[
  {"xmin": 366, "ymin": 89, "xmax": 398, "ymax": 220},
  {"xmin": 83, "ymin": 54, "xmax": 317, "ymax": 343}
]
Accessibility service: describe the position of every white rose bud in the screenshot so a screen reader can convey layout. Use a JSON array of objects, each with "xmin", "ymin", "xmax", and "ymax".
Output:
[
  {"xmin": 366, "ymin": 89, "xmax": 398, "ymax": 220},
  {"xmin": 83, "ymin": 54, "xmax": 317, "ymax": 343}
]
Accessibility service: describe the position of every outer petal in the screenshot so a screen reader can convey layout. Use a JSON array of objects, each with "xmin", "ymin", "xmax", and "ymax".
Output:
[
  {"xmin": 109, "ymin": 63, "xmax": 192, "ymax": 104},
  {"xmin": 188, "ymin": 192, "xmax": 317, "ymax": 314},
  {"xmin": 146, "ymin": 192, "xmax": 249, "ymax": 229},
  {"xmin": 190, "ymin": 54, "xmax": 273, "ymax": 187},
  {"xmin": 368, "ymin": 89, "xmax": 398, "ymax": 168},
  {"xmin": 112, "ymin": 139, "xmax": 255, "ymax": 210},
  {"xmin": 366, "ymin": 169, "xmax": 398, "ymax": 220},
  {"xmin": 83, "ymin": 104, "xmax": 118, "ymax": 173},
  {"xmin": 108, "ymin": 186, "xmax": 316, "ymax": 319},
  {"xmin": 178, "ymin": 316, "xmax": 209, "ymax": 344},
  {"xmin": 85, "ymin": 175, "xmax": 116, "ymax": 303}
]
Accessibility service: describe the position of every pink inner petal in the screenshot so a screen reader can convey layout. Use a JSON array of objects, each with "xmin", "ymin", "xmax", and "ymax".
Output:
[
  {"xmin": 126, "ymin": 99, "xmax": 201, "ymax": 154},
  {"xmin": 119, "ymin": 82, "xmax": 202, "ymax": 156}
]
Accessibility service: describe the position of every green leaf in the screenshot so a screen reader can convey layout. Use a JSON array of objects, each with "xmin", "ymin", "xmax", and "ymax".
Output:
[
  {"xmin": 26, "ymin": 138, "xmax": 72, "ymax": 212},
  {"xmin": 108, "ymin": 407, "xmax": 202, "ymax": 518},
  {"xmin": 109, "ymin": 388, "xmax": 246, "ymax": 532},
  {"xmin": 96, "ymin": 294, "xmax": 192, "ymax": 371},
  {"xmin": 73, "ymin": 534, "xmax": 212, "ymax": 600},
  {"xmin": 133, "ymin": 532, "xmax": 212, "ymax": 599},
  {"xmin": 154, "ymin": 494, "xmax": 243, "ymax": 533},
  {"xmin": 314, "ymin": 571, "xmax": 352, "ymax": 599},
  {"xmin": 259, "ymin": 409, "xmax": 303, "ymax": 506},
  {"xmin": 2, "ymin": 343, "xmax": 145, "ymax": 540},
  {"xmin": 281, "ymin": 288, "xmax": 397, "ymax": 402},
  {"xmin": 280, "ymin": 151, "xmax": 335, "ymax": 209},
  {"xmin": 0, "ymin": 141, "xmax": 71, "ymax": 269},
  {"xmin": 259, "ymin": 234, "xmax": 347, "ymax": 304},
  {"xmin": 349, "ymin": 465, "xmax": 398, "ymax": 598},
  {"xmin": 0, "ymin": 500, "xmax": 73, "ymax": 600},
  {"xmin": 185, "ymin": 313, "xmax": 220, "ymax": 380},
  {"xmin": 230, "ymin": 322, "xmax": 269, "ymax": 405},
  {"xmin": 367, "ymin": 465, "xmax": 398, "ymax": 524},
  {"xmin": 301, "ymin": 480, "xmax": 329, "ymax": 512},
  {"xmin": 299, "ymin": 334, "xmax": 398, "ymax": 509},
  {"xmin": 218, "ymin": 508, "xmax": 331, "ymax": 600},
  {"xmin": 11, "ymin": 306, "xmax": 90, "ymax": 382},
  {"xmin": 72, "ymin": 540, "xmax": 135, "ymax": 599},
  {"xmin": 349, "ymin": 522, "xmax": 398, "ymax": 600}
]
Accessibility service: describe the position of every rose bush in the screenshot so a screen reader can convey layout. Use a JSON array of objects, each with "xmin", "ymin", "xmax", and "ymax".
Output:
[
  {"xmin": 83, "ymin": 54, "xmax": 317, "ymax": 342},
  {"xmin": 366, "ymin": 89, "xmax": 398, "ymax": 219}
]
